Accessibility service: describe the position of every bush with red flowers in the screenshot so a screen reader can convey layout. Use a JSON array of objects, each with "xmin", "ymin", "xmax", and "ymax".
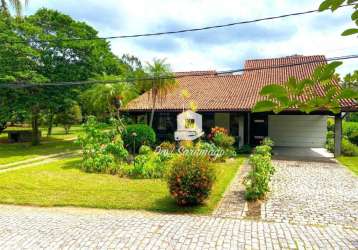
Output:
[{"xmin": 167, "ymin": 154, "xmax": 216, "ymax": 206}]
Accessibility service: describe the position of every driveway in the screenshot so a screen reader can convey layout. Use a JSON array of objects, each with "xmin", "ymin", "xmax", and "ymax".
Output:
[
  {"xmin": 262, "ymin": 159, "xmax": 358, "ymax": 228},
  {"xmin": 0, "ymin": 205, "xmax": 357, "ymax": 249}
]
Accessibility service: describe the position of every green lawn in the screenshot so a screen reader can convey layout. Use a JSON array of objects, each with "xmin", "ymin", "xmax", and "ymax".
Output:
[
  {"xmin": 0, "ymin": 156, "xmax": 245, "ymax": 214},
  {"xmin": 338, "ymin": 156, "xmax": 358, "ymax": 175},
  {"xmin": 0, "ymin": 126, "xmax": 82, "ymax": 165}
]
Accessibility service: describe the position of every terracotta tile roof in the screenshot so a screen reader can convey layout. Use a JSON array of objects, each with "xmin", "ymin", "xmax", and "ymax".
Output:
[{"xmin": 126, "ymin": 55, "xmax": 357, "ymax": 112}]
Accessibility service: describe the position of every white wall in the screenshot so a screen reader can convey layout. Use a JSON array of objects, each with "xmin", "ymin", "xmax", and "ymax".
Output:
[{"xmin": 268, "ymin": 115, "xmax": 327, "ymax": 147}]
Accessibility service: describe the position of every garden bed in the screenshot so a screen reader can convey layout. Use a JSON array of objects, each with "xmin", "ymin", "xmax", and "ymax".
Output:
[{"xmin": 0, "ymin": 156, "xmax": 245, "ymax": 214}]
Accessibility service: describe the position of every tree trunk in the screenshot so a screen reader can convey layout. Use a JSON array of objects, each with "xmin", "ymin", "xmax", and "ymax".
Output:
[
  {"xmin": 31, "ymin": 111, "xmax": 40, "ymax": 146},
  {"xmin": 47, "ymin": 112, "xmax": 54, "ymax": 136},
  {"xmin": 0, "ymin": 122, "xmax": 7, "ymax": 134},
  {"xmin": 149, "ymin": 94, "xmax": 157, "ymax": 128}
]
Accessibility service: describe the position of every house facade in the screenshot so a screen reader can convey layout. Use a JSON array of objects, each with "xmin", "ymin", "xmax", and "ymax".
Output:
[{"xmin": 125, "ymin": 55, "xmax": 357, "ymax": 155}]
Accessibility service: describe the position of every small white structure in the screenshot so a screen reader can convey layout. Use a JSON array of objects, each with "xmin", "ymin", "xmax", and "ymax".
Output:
[{"xmin": 174, "ymin": 110, "xmax": 204, "ymax": 141}]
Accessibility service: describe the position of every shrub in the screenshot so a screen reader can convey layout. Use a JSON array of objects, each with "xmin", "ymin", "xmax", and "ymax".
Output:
[
  {"xmin": 167, "ymin": 154, "xmax": 216, "ymax": 206},
  {"xmin": 342, "ymin": 138, "xmax": 358, "ymax": 156},
  {"xmin": 349, "ymin": 131, "xmax": 358, "ymax": 145},
  {"xmin": 197, "ymin": 141, "xmax": 225, "ymax": 161},
  {"xmin": 244, "ymin": 143, "xmax": 275, "ymax": 201},
  {"xmin": 212, "ymin": 132, "xmax": 235, "ymax": 150},
  {"xmin": 139, "ymin": 145, "xmax": 152, "ymax": 155},
  {"xmin": 254, "ymin": 145, "xmax": 272, "ymax": 157},
  {"xmin": 327, "ymin": 118, "xmax": 335, "ymax": 132},
  {"xmin": 326, "ymin": 136, "xmax": 358, "ymax": 156},
  {"xmin": 179, "ymin": 140, "xmax": 194, "ymax": 149},
  {"xmin": 326, "ymin": 138, "xmax": 334, "ymax": 153},
  {"xmin": 343, "ymin": 121, "xmax": 358, "ymax": 138},
  {"xmin": 326, "ymin": 131, "xmax": 334, "ymax": 140},
  {"xmin": 208, "ymin": 126, "xmax": 228, "ymax": 139},
  {"xmin": 159, "ymin": 141, "xmax": 176, "ymax": 152},
  {"xmin": 237, "ymin": 144, "xmax": 252, "ymax": 154},
  {"xmin": 77, "ymin": 116, "xmax": 128, "ymax": 173},
  {"xmin": 123, "ymin": 124, "xmax": 156, "ymax": 152},
  {"xmin": 129, "ymin": 152, "xmax": 170, "ymax": 179},
  {"xmin": 261, "ymin": 137, "xmax": 274, "ymax": 147}
]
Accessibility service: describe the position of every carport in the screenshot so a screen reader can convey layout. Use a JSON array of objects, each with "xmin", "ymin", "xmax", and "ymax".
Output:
[{"xmin": 248, "ymin": 112, "xmax": 344, "ymax": 157}]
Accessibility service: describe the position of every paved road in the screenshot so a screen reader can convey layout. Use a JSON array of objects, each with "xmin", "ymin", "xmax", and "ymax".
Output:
[{"xmin": 0, "ymin": 205, "xmax": 357, "ymax": 249}]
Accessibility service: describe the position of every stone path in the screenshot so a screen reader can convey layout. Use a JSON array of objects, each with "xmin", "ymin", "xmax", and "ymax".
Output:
[
  {"xmin": 261, "ymin": 160, "xmax": 358, "ymax": 228},
  {"xmin": 213, "ymin": 161, "xmax": 249, "ymax": 219},
  {"xmin": 0, "ymin": 205, "xmax": 357, "ymax": 249}
]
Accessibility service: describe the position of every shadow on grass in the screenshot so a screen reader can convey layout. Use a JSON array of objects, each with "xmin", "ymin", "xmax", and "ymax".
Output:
[{"xmin": 59, "ymin": 159, "xmax": 210, "ymax": 214}]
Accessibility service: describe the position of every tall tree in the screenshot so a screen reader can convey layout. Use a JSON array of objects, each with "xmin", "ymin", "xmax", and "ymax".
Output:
[
  {"xmin": 0, "ymin": 9, "xmax": 123, "ymax": 144},
  {"xmin": 0, "ymin": 0, "xmax": 28, "ymax": 16},
  {"xmin": 145, "ymin": 58, "xmax": 177, "ymax": 127}
]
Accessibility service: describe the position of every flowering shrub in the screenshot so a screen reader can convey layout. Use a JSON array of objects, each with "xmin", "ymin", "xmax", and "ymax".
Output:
[
  {"xmin": 244, "ymin": 142, "xmax": 275, "ymax": 201},
  {"xmin": 77, "ymin": 116, "xmax": 128, "ymax": 173},
  {"xmin": 167, "ymin": 154, "xmax": 215, "ymax": 206},
  {"xmin": 208, "ymin": 126, "xmax": 228, "ymax": 139}
]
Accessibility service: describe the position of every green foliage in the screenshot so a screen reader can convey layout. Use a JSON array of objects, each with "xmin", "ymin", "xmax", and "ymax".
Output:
[
  {"xmin": 212, "ymin": 132, "xmax": 235, "ymax": 150},
  {"xmin": 145, "ymin": 58, "xmax": 177, "ymax": 127},
  {"xmin": 254, "ymin": 145, "xmax": 272, "ymax": 157},
  {"xmin": 81, "ymin": 76, "xmax": 138, "ymax": 119},
  {"xmin": 244, "ymin": 144, "xmax": 275, "ymax": 201},
  {"xmin": 253, "ymin": 62, "xmax": 357, "ymax": 114},
  {"xmin": 0, "ymin": 9, "xmax": 126, "ymax": 144},
  {"xmin": 237, "ymin": 144, "xmax": 253, "ymax": 154},
  {"xmin": 159, "ymin": 141, "xmax": 176, "ymax": 152},
  {"xmin": 167, "ymin": 154, "xmax": 216, "ymax": 206},
  {"xmin": 76, "ymin": 116, "xmax": 128, "ymax": 173},
  {"xmin": 139, "ymin": 145, "xmax": 152, "ymax": 155},
  {"xmin": 319, "ymin": 0, "xmax": 358, "ymax": 37},
  {"xmin": 349, "ymin": 131, "xmax": 358, "ymax": 145},
  {"xmin": 55, "ymin": 102, "xmax": 82, "ymax": 134},
  {"xmin": 128, "ymin": 152, "xmax": 170, "ymax": 179},
  {"xmin": 197, "ymin": 142, "xmax": 225, "ymax": 161},
  {"xmin": 261, "ymin": 137, "xmax": 274, "ymax": 147},
  {"xmin": 123, "ymin": 124, "xmax": 156, "ymax": 152},
  {"xmin": 342, "ymin": 138, "xmax": 358, "ymax": 156},
  {"xmin": 327, "ymin": 118, "xmax": 335, "ymax": 131},
  {"xmin": 343, "ymin": 121, "xmax": 358, "ymax": 137}
]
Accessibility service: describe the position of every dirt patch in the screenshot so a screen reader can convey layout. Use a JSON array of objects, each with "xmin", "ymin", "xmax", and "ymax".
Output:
[{"xmin": 245, "ymin": 200, "xmax": 262, "ymax": 218}]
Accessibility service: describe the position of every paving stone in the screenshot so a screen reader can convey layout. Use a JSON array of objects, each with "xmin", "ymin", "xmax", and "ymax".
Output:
[
  {"xmin": 0, "ymin": 205, "xmax": 357, "ymax": 249},
  {"xmin": 261, "ymin": 160, "xmax": 358, "ymax": 228}
]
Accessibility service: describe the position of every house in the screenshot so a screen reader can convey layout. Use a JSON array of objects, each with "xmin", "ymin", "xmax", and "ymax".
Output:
[{"xmin": 125, "ymin": 55, "xmax": 358, "ymax": 156}]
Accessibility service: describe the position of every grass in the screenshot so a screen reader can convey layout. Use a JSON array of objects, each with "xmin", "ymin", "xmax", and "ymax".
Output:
[
  {"xmin": 338, "ymin": 156, "xmax": 358, "ymax": 175},
  {"xmin": 0, "ymin": 156, "xmax": 245, "ymax": 214},
  {"xmin": 0, "ymin": 126, "xmax": 82, "ymax": 165}
]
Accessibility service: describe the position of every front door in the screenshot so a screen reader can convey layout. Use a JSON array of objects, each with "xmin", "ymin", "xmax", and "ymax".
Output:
[{"xmin": 250, "ymin": 113, "xmax": 268, "ymax": 145}]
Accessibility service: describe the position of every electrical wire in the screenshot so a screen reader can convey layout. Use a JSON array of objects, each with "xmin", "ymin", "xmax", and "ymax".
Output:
[
  {"xmin": 0, "ymin": 54, "xmax": 357, "ymax": 89},
  {"xmin": 0, "ymin": 4, "xmax": 354, "ymax": 44}
]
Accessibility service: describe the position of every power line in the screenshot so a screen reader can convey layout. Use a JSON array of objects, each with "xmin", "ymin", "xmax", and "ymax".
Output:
[
  {"xmin": 0, "ymin": 4, "xmax": 354, "ymax": 44},
  {"xmin": 1, "ymin": 54, "xmax": 357, "ymax": 89}
]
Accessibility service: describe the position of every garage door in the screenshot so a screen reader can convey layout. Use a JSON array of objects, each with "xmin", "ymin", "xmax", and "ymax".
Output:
[{"xmin": 268, "ymin": 115, "xmax": 327, "ymax": 147}]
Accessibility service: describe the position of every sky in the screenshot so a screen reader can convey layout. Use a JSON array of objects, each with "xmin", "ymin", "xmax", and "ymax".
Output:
[{"xmin": 24, "ymin": 0, "xmax": 357, "ymax": 75}]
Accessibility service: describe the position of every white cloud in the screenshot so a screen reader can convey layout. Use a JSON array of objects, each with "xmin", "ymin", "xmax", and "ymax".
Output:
[{"xmin": 25, "ymin": 0, "xmax": 357, "ymax": 75}]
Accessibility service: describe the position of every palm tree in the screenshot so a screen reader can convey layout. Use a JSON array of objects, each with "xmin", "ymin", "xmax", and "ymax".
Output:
[
  {"xmin": 81, "ymin": 75, "xmax": 138, "ymax": 119},
  {"xmin": 145, "ymin": 58, "xmax": 177, "ymax": 128},
  {"xmin": 0, "ymin": 0, "xmax": 28, "ymax": 17}
]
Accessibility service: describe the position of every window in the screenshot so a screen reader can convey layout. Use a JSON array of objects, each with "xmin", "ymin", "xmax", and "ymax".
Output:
[{"xmin": 185, "ymin": 119, "xmax": 195, "ymax": 129}]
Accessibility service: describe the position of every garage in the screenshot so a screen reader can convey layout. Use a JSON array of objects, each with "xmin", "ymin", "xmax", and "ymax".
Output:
[{"xmin": 268, "ymin": 115, "xmax": 328, "ymax": 147}]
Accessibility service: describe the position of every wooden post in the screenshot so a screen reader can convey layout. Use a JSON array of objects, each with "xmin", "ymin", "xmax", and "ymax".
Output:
[{"xmin": 334, "ymin": 114, "xmax": 342, "ymax": 157}]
